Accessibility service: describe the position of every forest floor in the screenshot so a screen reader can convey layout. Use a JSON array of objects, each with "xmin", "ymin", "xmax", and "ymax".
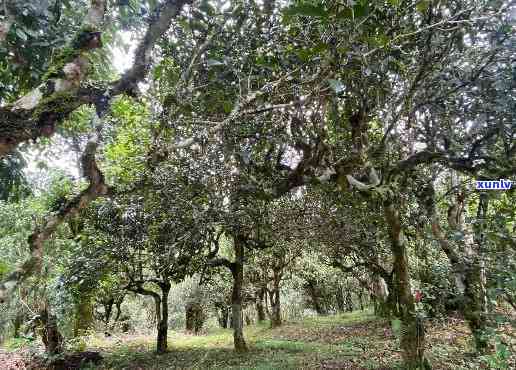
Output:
[{"xmin": 1, "ymin": 310, "xmax": 515, "ymax": 369}]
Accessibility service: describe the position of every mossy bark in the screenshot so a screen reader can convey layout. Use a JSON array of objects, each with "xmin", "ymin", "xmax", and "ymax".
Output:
[
  {"xmin": 73, "ymin": 294, "xmax": 94, "ymax": 337},
  {"xmin": 385, "ymin": 202, "xmax": 430, "ymax": 369}
]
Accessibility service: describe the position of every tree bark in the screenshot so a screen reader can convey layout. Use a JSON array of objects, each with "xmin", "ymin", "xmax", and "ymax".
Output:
[
  {"xmin": 13, "ymin": 311, "xmax": 24, "ymax": 338},
  {"xmin": 385, "ymin": 202, "xmax": 429, "ymax": 369},
  {"xmin": 256, "ymin": 288, "xmax": 266, "ymax": 322},
  {"xmin": 336, "ymin": 286, "xmax": 346, "ymax": 313},
  {"xmin": 156, "ymin": 282, "xmax": 170, "ymax": 354},
  {"xmin": 131, "ymin": 282, "xmax": 170, "ymax": 353},
  {"xmin": 463, "ymin": 193, "xmax": 489, "ymax": 352},
  {"xmin": 231, "ymin": 235, "xmax": 248, "ymax": 352},
  {"xmin": 345, "ymin": 291, "xmax": 353, "ymax": 312},
  {"xmin": 216, "ymin": 304, "xmax": 229, "ymax": 328},
  {"xmin": 103, "ymin": 298, "xmax": 114, "ymax": 329},
  {"xmin": 270, "ymin": 271, "xmax": 282, "ymax": 328},
  {"xmin": 306, "ymin": 280, "xmax": 327, "ymax": 315},
  {"xmin": 39, "ymin": 308, "xmax": 63, "ymax": 355},
  {"xmin": 73, "ymin": 294, "xmax": 94, "ymax": 337},
  {"xmin": 358, "ymin": 289, "xmax": 364, "ymax": 311},
  {"xmin": 114, "ymin": 296, "xmax": 123, "ymax": 322},
  {"xmin": 424, "ymin": 184, "xmax": 490, "ymax": 353}
]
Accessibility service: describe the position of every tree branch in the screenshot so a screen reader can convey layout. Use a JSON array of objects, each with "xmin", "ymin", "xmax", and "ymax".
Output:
[
  {"xmin": 111, "ymin": 0, "xmax": 188, "ymax": 95},
  {"xmin": 0, "ymin": 115, "xmax": 109, "ymax": 302},
  {"xmin": 0, "ymin": 0, "xmax": 186, "ymax": 158}
]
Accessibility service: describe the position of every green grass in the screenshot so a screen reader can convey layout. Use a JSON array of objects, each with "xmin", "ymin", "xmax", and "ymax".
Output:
[
  {"xmin": 5, "ymin": 309, "xmax": 513, "ymax": 369},
  {"xmin": 90, "ymin": 311, "xmax": 383, "ymax": 369}
]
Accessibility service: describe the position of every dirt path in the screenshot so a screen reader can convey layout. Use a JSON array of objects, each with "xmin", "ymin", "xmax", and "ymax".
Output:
[{"xmin": 0, "ymin": 349, "xmax": 27, "ymax": 370}]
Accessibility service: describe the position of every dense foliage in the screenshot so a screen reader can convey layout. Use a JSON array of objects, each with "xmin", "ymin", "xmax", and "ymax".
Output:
[{"xmin": 0, "ymin": 0, "xmax": 514, "ymax": 369}]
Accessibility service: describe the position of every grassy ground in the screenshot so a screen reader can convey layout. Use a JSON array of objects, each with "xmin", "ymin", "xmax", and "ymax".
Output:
[
  {"xmin": 79, "ymin": 310, "xmax": 513, "ymax": 369},
  {"xmin": 2, "ymin": 310, "xmax": 514, "ymax": 369}
]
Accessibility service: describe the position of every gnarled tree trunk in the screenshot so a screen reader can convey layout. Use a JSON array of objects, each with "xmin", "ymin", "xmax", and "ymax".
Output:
[
  {"xmin": 464, "ymin": 193, "xmax": 489, "ymax": 352},
  {"xmin": 39, "ymin": 308, "xmax": 63, "ymax": 355},
  {"xmin": 270, "ymin": 270, "xmax": 282, "ymax": 328},
  {"xmin": 424, "ymin": 183, "xmax": 490, "ymax": 353},
  {"xmin": 74, "ymin": 294, "xmax": 94, "ymax": 337},
  {"xmin": 385, "ymin": 202, "xmax": 429, "ymax": 369}
]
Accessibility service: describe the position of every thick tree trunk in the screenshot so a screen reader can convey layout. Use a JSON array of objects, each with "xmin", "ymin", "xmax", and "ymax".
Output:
[
  {"xmin": 256, "ymin": 288, "xmax": 266, "ymax": 322},
  {"xmin": 425, "ymin": 185, "xmax": 490, "ymax": 354},
  {"xmin": 231, "ymin": 236, "xmax": 248, "ymax": 352},
  {"xmin": 156, "ymin": 282, "xmax": 170, "ymax": 354},
  {"xmin": 345, "ymin": 292, "xmax": 353, "ymax": 312},
  {"xmin": 102, "ymin": 298, "xmax": 114, "ymax": 329},
  {"xmin": 336, "ymin": 286, "xmax": 346, "ymax": 313},
  {"xmin": 217, "ymin": 304, "xmax": 229, "ymax": 328},
  {"xmin": 39, "ymin": 308, "xmax": 63, "ymax": 355},
  {"xmin": 186, "ymin": 301, "xmax": 206, "ymax": 334},
  {"xmin": 74, "ymin": 294, "xmax": 94, "ymax": 337},
  {"xmin": 270, "ymin": 273, "xmax": 282, "ymax": 328},
  {"xmin": 463, "ymin": 193, "xmax": 489, "ymax": 352},
  {"xmin": 306, "ymin": 280, "xmax": 327, "ymax": 315},
  {"xmin": 358, "ymin": 290, "xmax": 364, "ymax": 311},
  {"xmin": 385, "ymin": 202, "xmax": 429, "ymax": 369},
  {"xmin": 114, "ymin": 297, "xmax": 123, "ymax": 322},
  {"xmin": 13, "ymin": 311, "xmax": 24, "ymax": 338}
]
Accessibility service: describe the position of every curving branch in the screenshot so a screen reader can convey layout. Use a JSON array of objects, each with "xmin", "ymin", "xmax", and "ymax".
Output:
[
  {"xmin": 0, "ymin": 116, "xmax": 109, "ymax": 302},
  {"xmin": 112, "ymin": 0, "xmax": 187, "ymax": 95},
  {"xmin": 0, "ymin": 0, "xmax": 188, "ymax": 302},
  {"xmin": 0, "ymin": 0, "xmax": 186, "ymax": 158}
]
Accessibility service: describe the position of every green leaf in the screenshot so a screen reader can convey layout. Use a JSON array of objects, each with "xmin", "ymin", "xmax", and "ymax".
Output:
[
  {"xmin": 416, "ymin": 0, "xmax": 430, "ymax": 14},
  {"xmin": 450, "ymin": 231, "xmax": 464, "ymax": 241},
  {"xmin": 15, "ymin": 28, "xmax": 28, "ymax": 41},
  {"xmin": 207, "ymin": 59, "xmax": 224, "ymax": 67},
  {"xmin": 328, "ymin": 79, "xmax": 345, "ymax": 93},
  {"xmin": 223, "ymin": 101, "xmax": 232, "ymax": 114},
  {"xmin": 285, "ymin": 3, "xmax": 328, "ymax": 18},
  {"xmin": 391, "ymin": 319, "xmax": 402, "ymax": 339}
]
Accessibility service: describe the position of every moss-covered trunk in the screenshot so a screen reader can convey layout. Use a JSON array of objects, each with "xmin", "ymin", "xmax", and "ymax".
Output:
[
  {"xmin": 464, "ymin": 193, "xmax": 489, "ymax": 353},
  {"xmin": 385, "ymin": 202, "xmax": 429, "ymax": 369},
  {"xmin": 73, "ymin": 294, "xmax": 94, "ymax": 337}
]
